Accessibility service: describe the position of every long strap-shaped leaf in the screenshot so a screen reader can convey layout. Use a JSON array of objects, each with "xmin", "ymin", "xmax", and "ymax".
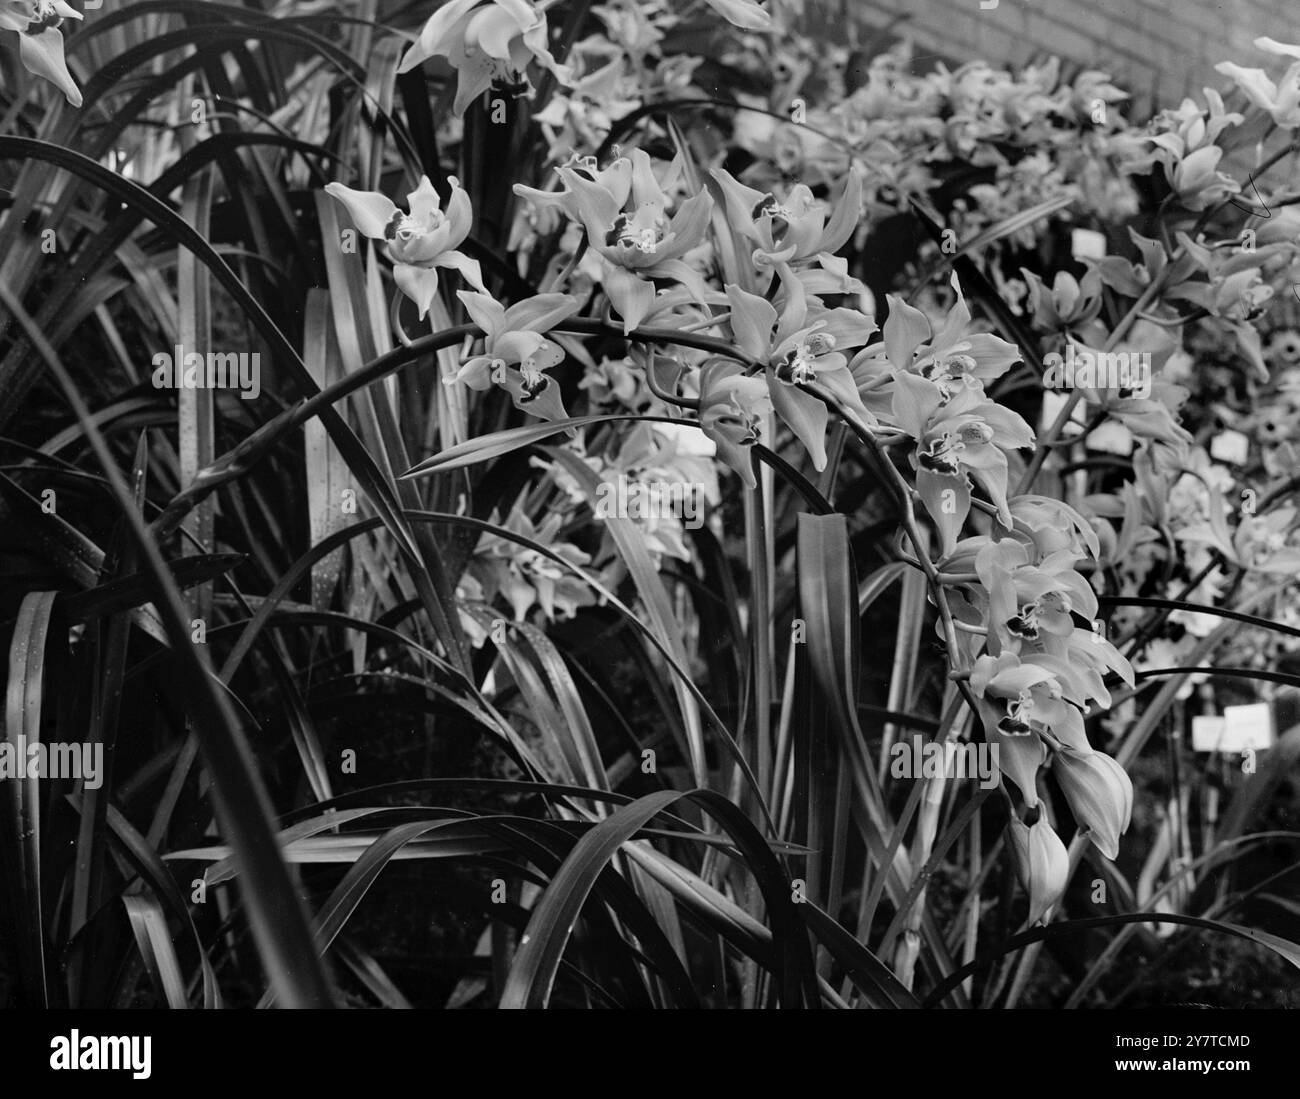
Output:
[
  {"xmin": 0, "ymin": 283, "xmax": 333, "ymax": 1006},
  {"xmin": 2, "ymin": 590, "xmax": 58, "ymax": 1007},
  {"xmin": 0, "ymin": 138, "xmax": 429, "ymax": 632},
  {"xmin": 543, "ymin": 448, "xmax": 709, "ymax": 787},
  {"xmin": 923, "ymin": 911, "xmax": 1300, "ymax": 1007},
  {"xmin": 501, "ymin": 789, "xmax": 819, "ymax": 1009}
]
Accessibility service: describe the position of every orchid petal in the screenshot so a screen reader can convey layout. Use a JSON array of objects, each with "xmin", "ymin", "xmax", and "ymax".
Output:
[
  {"xmin": 603, "ymin": 264, "xmax": 657, "ymax": 333},
  {"xmin": 456, "ymin": 290, "xmax": 508, "ymax": 340},
  {"xmin": 816, "ymin": 166, "xmax": 863, "ymax": 257},
  {"xmin": 988, "ymin": 718, "xmax": 1047, "ymax": 808},
  {"xmin": 466, "ymin": 5, "xmax": 520, "ymax": 61},
  {"xmin": 768, "ymin": 368, "xmax": 829, "ymax": 469},
  {"xmin": 406, "ymin": 176, "xmax": 442, "ymax": 223},
  {"xmin": 393, "ymin": 263, "xmax": 441, "ymax": 319},
  {"xmin": 702, "ymin": 0, "xmax": 772, "ymax": 30},
  {"xmin": 452, "ymin": 54, "xmax": 497, "ymax": 116},
  {"xmin": 324, "ymin": 183, "xmax": 399, "ymax": 240},
  {"xmin": 501, "ymin": 292, "xmax": 581, "ymax": 336},
  {"xmin": 917, "ymin": 467, "xmax": 970, "ymax": 556},
  {"xmin": 891, "ymin": 370, "xmax": 943, "ymax": 438},
  {"xmin": 398, "ymin": 0, "xmax": 481, "ymax": 72},
  {"xmin": 725, "ymin": 284, "xmax": 777, "ymax": 362},
  {"xmin": 19, "ymin": 27, "xmax": 82, "ymax": 107},
  {"xmin": 710, "ymin": 168, "xmax": 768, "ymax": 245},
  {"xmin": 558, "ymin": 162, "xmax": 624, "ymax": 239},
  {"xmin": 433, "ymin": 250, "xmax": 487, "ymax": 293},
  {"xmin": 882, "ymin": 295, "xmax": 932, "ymax": 370}
]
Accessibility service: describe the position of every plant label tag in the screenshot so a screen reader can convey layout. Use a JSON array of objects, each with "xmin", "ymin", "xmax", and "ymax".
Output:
[
  {"xmin": 1071, "ymin": 228, "xmax": 1107, "ymax": 261},
  {"xmin": 1191, "ymin": 715, "xmax": 1224, "ymax": 751},
  {"xmin": 1085, "ymin": 419, "xmax": 1135, "ymax": 456},
  {"xmin": 1209, "ymin": 429, "xmax": 1250, "ymax": 466},
  {"xmin": 1192, "ymin": 704, "xmax": 1274, "ymax": 752},
  {"xmin": 1223, "ymin": 702, "xmax": 1274, "ymax": 749}
]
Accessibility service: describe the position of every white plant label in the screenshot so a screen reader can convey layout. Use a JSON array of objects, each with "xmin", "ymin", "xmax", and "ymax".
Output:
[
  {"xmin": 1191, "ymin": 703, "xmax": 1274, "ymax": 752},
  {"xmin": 1209, "ymin": 429, "xmax": 1250, "ymax": 466}
]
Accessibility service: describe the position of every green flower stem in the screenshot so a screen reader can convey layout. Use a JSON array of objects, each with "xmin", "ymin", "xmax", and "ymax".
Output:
[{"xmin": 801, "ymin": 382, "xmax": 976, "ymax": 692}]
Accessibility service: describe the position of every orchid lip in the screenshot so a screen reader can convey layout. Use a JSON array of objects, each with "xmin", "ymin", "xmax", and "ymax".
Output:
[
  {"xmin": 24, "ymin": 0, "xmax": 65, "ymax": 31},
  {"xmin": 918, "ymin": 433, "xmax": 964, "ymax": 474},
  {"xmin": 606, "ymin": 212, "xmax": 664, "ymax": 254},
  {"xmin": 490, "ymin": 70, "xmax": 531, "ymax": 98},
  {"xmin": 713, "ymin": 410, "xmax": 760, "ymax": 444},
  {"xmin": 919, "ymin": 450, "xmax": 961, "ymax": 474},
  {"xmin": 774, "ymin": 347, "xmax": 817, "ymax": 386},
  {"xmin": 384, "ymin": 211, "xmax": 407, "ymax": 242},
  {"xmin": 25, "ymin": 10, "xmax": 61, "ymax": 31},
  {"xmin": 1006, "ymin": 613, "xmax": 1039, "ymax": 640},
  {"xmin": 519, "ymin": 370, "xmax": 549, "ymax": 401}
]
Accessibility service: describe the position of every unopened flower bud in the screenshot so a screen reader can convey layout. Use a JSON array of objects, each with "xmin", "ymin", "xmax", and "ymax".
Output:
[
  {"xmin": 1007, "ymin": 816, "xmax": 1069, "ymax": 925},
  {"xmin": 1053, "ymin": 747, "xmax": 1132, "ymax": 860}
]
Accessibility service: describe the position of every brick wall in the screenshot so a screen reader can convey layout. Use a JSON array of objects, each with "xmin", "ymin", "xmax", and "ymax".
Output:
[{"xmin": 803, "ymin": 0, "xmax": 1293, "ymax": 115}]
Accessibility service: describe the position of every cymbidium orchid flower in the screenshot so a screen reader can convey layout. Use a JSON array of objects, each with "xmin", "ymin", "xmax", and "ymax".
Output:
[
  {"xmin": 711, "ymin": 166, "xmax": 863, "ymax": 280},
  {"xmin": 970, "ymin": 535, "xmax": 1134, "ymax": 714},
  {"xmin": 1179, "ymin": 501, "xmax": 1300, "ymax": 575},
  {"xmin": 1, "ymin": 0, "xmax": 82, "ymax": 106},
  {"xmin": 1152, "ymin": 139, "xmax": 1240, "ymax": 211},
  {"xmin": 1071, "ymin": 70, "xmax": 1128, "ymax": 126},
  {"xmin": 974, "ymin": 538, "xmax": 1098, "ymax": 655},
  {"xmin": 697, "ymin": 358, "xmax": 772, "ymax": 489},
  {"xmin": 1021, "ymin": 267, "xmax": 1104, "ymax": 332},
  {"xmin": 512, "ymin": 153, "xmax": 631, "ymax": 246},
  {"xmin": 969, "ymin": 651, "xmax": 1066, "ymax": 807},
  {"xmin": 1149, "ymin": 88, "xmax": 1241, "ymax": 154},
  {"xmin": 980, "ymin": 647, "xmax": 1090, "ymax": 736},
  {"xmin": 463, "ymin": 493, "xmax": 595, "ymax": 625},
  {"xmin": 1051, "ymin": 335, "xmax": 1195, "ymax": 453},
  {"xmin": 550, "ymin": 149, "xmax": 714, "ymax": 333},
  {"xmin": 971, "ymin": 653, "xmax": 1067, "ymax": 734},
  {"xmin": 1096, "ymin": 380, "xmax": 1194, "ymax": 453},
  {"xmin": 1007, "ymin": 495, "xmax": 1101, "ymax": 560},
  {"xmin": 725, "ymin": 281, "xmax": 875, "ymax": 470},
  {"xmin": 544, "ymin": 421, "xmax": 720, "ymax": 563},
  {"xmin": 1044, "ymin": 628, "xmax": 1133, "ymax": 714},
  {"xmin": 1215, "ymin": 37, "xmax": 1300, "ymax": 128},
  {"xmin": 849, "ymin": 278, "xmax": 1021, "ymax": 414},
  {"xmin": 592, "ymin": 0, "xmax": 668, "ymax": 62},
  {"xmin": 533, "ymin": 56, "xmax": 639, "ymax": 160},
  {"xmin": 579, "ymin": 354, "xmax": 646, "ymax": 410},
  {"xmin": 1170, "ymin": 232, "xmax": 1284, "ymax": 381},
  {"xmin": 890, "ymin": 371, "xmax": 1034, "ymax": 554},
  {"xmin": 324, "ymin": 175, "xmax": 485, "ymax": 319},
  {"xmin": 452, "ymin": 290, "xmax": 580, "ymax": 421},
  {"xmin": 396, "ymin": 0, "xmax": 573, "ymax": 117}
]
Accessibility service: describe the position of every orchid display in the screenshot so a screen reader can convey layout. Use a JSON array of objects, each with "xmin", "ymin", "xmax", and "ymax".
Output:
[{"xmin": 6, "ymin": 0, "xmax": 1300, "ymax": 1016}]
